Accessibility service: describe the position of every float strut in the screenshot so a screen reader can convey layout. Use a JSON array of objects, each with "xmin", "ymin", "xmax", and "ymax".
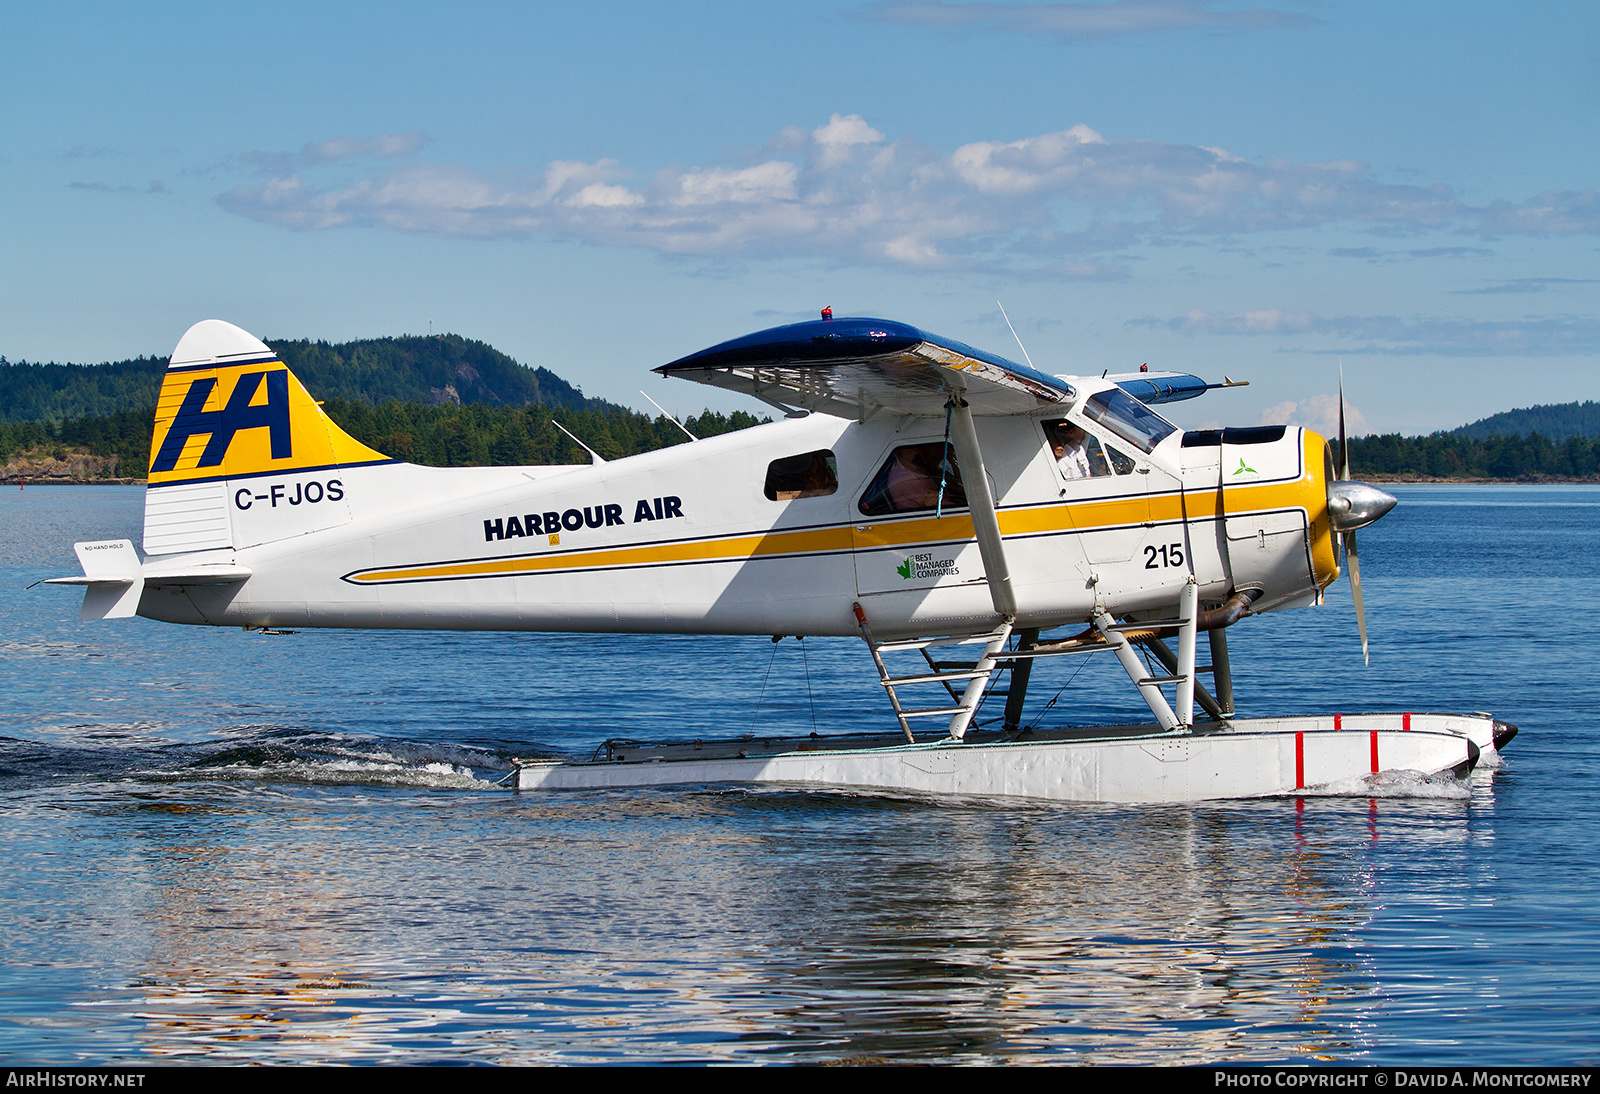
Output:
[
  {"xmin": 1095, "ymin": 607, "xmax": 1181, "ymax": 732},
  {"xmin": 1139, "ymin": 636, "xmax": 1228, "ymax": 723},
  {"xmin": 1176, "ymin": 577, "xmax": 1199, "ymax": 728},
  {"xmin": 947, "ymin": 622, "xmax": 1012, "ymax": 741},
  {"xmin": 1001, "ymin": 627, "xmax": 1040, "ymax": 732},
  {"xmin": 1208, "ymin": 627, "xmax": 1235, "ymax": 715}
]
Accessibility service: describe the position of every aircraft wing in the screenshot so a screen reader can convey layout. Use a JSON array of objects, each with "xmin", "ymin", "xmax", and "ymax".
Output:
[
  {"xmin": 1108, "ymin": 370, "xmax": 1244, "ymax": 405},
  {"xmin": 655, "ymin": 318, "xmax": 1075, "ymax": 419}
]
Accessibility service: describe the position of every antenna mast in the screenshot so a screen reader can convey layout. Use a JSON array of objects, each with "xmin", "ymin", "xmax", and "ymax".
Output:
[{"xmin": 996, "ymin": 302, "xmax": 1036, "ymax": 370}]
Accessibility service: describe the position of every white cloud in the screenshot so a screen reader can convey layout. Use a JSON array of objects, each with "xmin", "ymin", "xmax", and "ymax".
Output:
[
  {"xmin": 1144, "ymin": 310, "xmax": 1600, "ymax": 357},
  {"xmin": 951, "ymin": 125, "xmax": 1106, "ymax": 194},
  {"xmin": 670, "ymin": 162, "xmax": 799, "ymax": 205},
  {"xmin": 856, "ymin": 1, "xmax": 1319, "ymax": 40},
  {"xmin": 1260, "ymin": 394, "xmax": 1368, "ymax": 437},
  {"xmin": 1330, "ymin": 245, "xmax": 1493, "ymax": 261},
  {"xmin": 1170, "ymin": 308, "xmax": 1319, "ymax": 334},
  {"xmin": 571, "ymin": 182, "xmax": 644, "ymax": 208},
  {"xmin": 812, "ymin": 113, "xmax": 885, "ymax": 166},
  {"xmin": 231, "ymin": 132, "xmax": 432, "ymax": 179},
  {"xmin": 1450, "ymin": 277, "xmax": 1600, "ymax": 295},
  {"xmin": 1472, "ymin": 190, "xmax": 1600, "ymax": 237},
  {"xmin": 216, "ymin": 118, "xmax": 1600, "ymax": 275},
  {"xmin": 301, "ymin": 131, "xmax": 430, "ymax": 165}
]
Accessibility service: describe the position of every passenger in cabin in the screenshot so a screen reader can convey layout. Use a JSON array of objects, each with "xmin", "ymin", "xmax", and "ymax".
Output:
[
  {"xmin": 885, "ymin": 445, "xmax": 943, "ymax": 509},
  {"xmin": 858, "ymin": 443, "xmax": 965, "ymax": 515},
  {"xmin": 765, "ymin": 449, "xmax": 839, "ymax": 501}
]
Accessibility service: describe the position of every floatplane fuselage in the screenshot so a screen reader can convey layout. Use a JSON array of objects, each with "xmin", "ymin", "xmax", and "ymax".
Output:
[{"xmin": 51, "ymin": 317, "xmax": 1514, "ymax": 802}]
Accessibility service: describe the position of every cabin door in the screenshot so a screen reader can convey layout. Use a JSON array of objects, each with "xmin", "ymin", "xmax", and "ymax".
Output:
[{"xmin": 850, "ymin": 438, "xmax": 988, "ymax": 599}]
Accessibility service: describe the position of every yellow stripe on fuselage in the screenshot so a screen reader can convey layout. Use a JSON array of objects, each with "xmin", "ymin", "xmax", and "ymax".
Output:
[
  {"xmin": 345, "ymin": 466, "xmax": 1333, "ymax": 586},
  {"xmin": 349, "ymin": 524, "xmax": 858, "ymax": 584}
]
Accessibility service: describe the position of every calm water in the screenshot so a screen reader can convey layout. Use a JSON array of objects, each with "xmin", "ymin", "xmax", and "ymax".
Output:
[{"xmin": 2, "ymin": 484, "xmax": 1598, "ymax": 1065}]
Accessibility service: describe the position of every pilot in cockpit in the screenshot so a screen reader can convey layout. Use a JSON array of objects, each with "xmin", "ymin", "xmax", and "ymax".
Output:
[{"xmin": 1054, "ymin": 424, "xmax": 1093, "ymax": 480}]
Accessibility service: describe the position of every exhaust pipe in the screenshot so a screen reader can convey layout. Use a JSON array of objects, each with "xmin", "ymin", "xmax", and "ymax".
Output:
[{"xmin": 1196, "ymin": 586, "xmax": 1263, "ymax": 631}]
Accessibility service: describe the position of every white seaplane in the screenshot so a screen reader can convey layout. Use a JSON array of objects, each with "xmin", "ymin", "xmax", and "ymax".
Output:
[{"xmin": 48, "ymin": 315, "xmax": 1515, "ymax": 802}]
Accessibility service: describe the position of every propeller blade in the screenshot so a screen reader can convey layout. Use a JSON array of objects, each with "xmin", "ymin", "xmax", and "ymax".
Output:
[
  {"xmin": 1345, "ymin": 529, "xmax": 1369, "ymax": 667},
  {"xmin": 1334, "ymin": 366, "xmax": 1372, "ymax": 665},
  {"xmin": 1338, "ymin": 366, "xmax": 1349, "ymax": 482}
]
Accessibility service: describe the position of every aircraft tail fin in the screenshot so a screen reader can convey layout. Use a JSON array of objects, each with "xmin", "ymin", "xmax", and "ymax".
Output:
[{"xmin": 143, "ymin": 320, "xmax": 394, "ymax": 555}]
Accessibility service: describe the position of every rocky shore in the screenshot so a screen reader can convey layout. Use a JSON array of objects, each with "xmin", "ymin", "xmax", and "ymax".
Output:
[{"xmin": 1, "ymin": 448, "xmax": 142, "ymax": 485}]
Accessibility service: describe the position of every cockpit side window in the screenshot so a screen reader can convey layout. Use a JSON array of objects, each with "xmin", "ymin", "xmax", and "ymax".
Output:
[
  {"xmin": 1101, "ymin": 440, "xmax": 1136, "ymax": 475},
  {"xmin": 764, "ymin": 449, "xmax": 839, "ymax": 501},
  {"xmin": 1082, "ymin": 389, "xmax": 1177, "ymax": 453},
  {"xmin": 1042, "ymin": 419, "xmax": 1134, "ymax": 479},
  {"xmin": 858, "ymin": 442, "xmax": 967, "ymax": 516}
]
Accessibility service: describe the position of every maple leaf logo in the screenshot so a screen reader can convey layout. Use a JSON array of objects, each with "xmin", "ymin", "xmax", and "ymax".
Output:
[{"xmin": 896, "ymin": 559, "xmax": 913, "ymax": 579}]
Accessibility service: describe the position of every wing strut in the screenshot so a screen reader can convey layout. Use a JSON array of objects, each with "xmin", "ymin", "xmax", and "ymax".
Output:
[{"xmin": 944, "ymin": 398, "xmax": 1017, "ymax": 619}]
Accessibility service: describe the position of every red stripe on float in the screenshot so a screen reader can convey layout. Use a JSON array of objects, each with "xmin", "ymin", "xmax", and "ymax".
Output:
[
  {"xmin": 1295, "ymin": 731, "xmax": 1305, "ymax": 789},
  {"xmin": 1370, "ymin": 730, "xmax": 1379, "ymax": 773},
  {"xmin": 1334, "ymin": 713, "xmax": 1342, "ymax": 732},
  {"xmin": 1403, "ymin": 712, "xmax": 1411, "ymax": 732}
]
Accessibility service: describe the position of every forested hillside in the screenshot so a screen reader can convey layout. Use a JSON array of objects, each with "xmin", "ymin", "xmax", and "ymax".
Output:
[
  {"xmin": 0, "ymin": 355, "xmax": 169, "ymax": 423},
  {"xmin": 1453, "ymin": 401, "xmax": 1600, "ymax": 442},
  {"xmin": 1345, "ymin": 431, "xmax": 1599, "ymax": 479},
  {"xmin": 0, "ymin": 399, "xmax": 766, "ymax": 480},
  {"xmin": 0, "ymin": 333, "xmax": 611, "ymax": 423},
  {"xmin": 0, "ymin": 332, "xmax": 767, "ymax": 479},
  {"xmin": 5, "ymin": 334, "xmax": 1598, "ymax": 481}
]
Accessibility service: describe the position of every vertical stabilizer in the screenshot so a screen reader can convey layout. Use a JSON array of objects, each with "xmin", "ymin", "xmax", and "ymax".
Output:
[{"xmin": 143, "ymin": 321, "xmax": 394, "ymax": 554}]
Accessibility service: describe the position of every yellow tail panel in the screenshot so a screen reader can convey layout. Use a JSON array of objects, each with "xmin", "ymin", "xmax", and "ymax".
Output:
[{"xmin": 148, "ymin": 321, "xmax": 390, "ymax": 486}]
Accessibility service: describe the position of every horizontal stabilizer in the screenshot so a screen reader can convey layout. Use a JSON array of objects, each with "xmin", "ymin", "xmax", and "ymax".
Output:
[
  {"xmin": 43, "ymin": 540, "xmax": 144, "ymax": 620},
  {"xmin": 657, "ymin": 317, "xmax": 1075, "ymax": 419},
  {"xmin": 142, "ymin": 564, "xmax": 253, "ymax": 586}
]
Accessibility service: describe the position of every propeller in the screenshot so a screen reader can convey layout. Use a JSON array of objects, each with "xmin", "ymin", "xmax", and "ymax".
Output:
[
  {"xmin": 1339, "ymin": 379, "xmax": 1368, "ymax": 666},
  {"xmin": 1325, "ymin": 371, "xmax": 1396, "ymax": 666}
]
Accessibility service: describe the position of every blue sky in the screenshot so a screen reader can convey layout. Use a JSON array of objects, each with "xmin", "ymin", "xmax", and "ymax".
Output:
[{"xmin": 3, "ymin": 1, "xmax": 1596, "ymax": 434}]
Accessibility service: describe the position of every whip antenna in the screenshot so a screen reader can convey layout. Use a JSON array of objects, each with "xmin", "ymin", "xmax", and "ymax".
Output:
[
  {"xmin": 639, "ymin": 390, "xmax": 698, "ymax": 441},
  {"xmin": 550, "ymin": 419, "xmax": 607, "ymax": 464},
  {"xmin": 997, "ymin": 302, "xmax": 1036, "ymax": 370}
]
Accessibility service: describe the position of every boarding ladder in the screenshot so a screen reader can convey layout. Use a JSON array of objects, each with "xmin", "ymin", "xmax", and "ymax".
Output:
[
  {"xmin": 853, "ymin": 577, "xmax": 1222, "ymax": 742},
  {"xmin": 852, "ymin": 603, "xmax": 1013, "ymax": 743}
]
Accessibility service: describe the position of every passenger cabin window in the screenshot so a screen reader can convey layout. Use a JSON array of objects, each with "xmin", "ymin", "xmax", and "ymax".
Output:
[
  {"xmin": 764, "ymin": 449, "xmax": 839, "ymax": 501},
  {"xmin": 1082, "ymin": 388, "xmax": 1177, "ymax": 453},
  {"xmin": 858, "ymin": 443, "xmax": 967, "ymax": 516},
  {"xmin": 1042, "ymin": 419, "xmax": 1134, "ymax": 479}
]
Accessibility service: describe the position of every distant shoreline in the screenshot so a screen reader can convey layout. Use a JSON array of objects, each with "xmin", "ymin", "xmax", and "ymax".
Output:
[
  {"xmin": 7, "ymin": 474, "xmax": 1600, "ymax": 488},
  {"xmin": 3, "ymin": 477, "xmax": 145, "ymax": 486},
  {"xmin": 1355, "ymin": 474, "xmax": 1600, "ymax": 485}
]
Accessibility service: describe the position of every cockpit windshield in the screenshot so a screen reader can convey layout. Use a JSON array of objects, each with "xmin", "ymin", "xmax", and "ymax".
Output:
[{"xmin": 1082, "ymin": 388, "xmax": 1177, "ymax": 453}]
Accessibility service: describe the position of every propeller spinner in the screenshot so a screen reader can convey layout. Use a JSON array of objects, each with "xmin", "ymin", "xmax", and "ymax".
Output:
[{"xmin": 1329, "ymin": 375, "xmax": 1397, "ymax": 666}]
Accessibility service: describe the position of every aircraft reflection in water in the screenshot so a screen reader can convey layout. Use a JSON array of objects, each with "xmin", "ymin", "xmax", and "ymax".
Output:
[
  {"xmin": 109, "ymin": 791, "xmax": 1445, "ymax": 1062},
  {"xmin": 49, "ymin": 314, "xmax": 1515, "ymax": 801}
]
